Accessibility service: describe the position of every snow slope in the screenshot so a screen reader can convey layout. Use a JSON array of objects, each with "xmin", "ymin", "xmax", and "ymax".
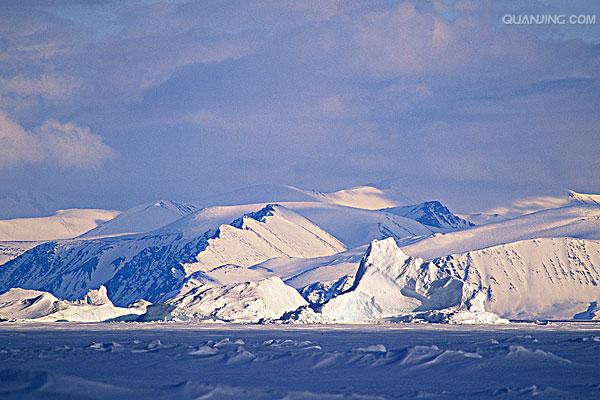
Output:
[
  {"xmin": 0, "ymin": 204, "xmax": 344, "ymax": 306},
  {"xmin": 0, "ymin": 242, "xmax": 40, "ymax": 266},
  {"xmin": 403, "ymin": 203, "xmax": 600, "ymax": 260},
  {"xmin": 0, "ymin": 209, "xmax": 119, "ymax": 241},
  {"xmin": 314, "ymin": 186, "xmax": 400, "ymax": 210},
  {"xmin": 282, "ymin": 202, "xmax": 439, "ymax": 248},
  {"xmin": 435, "ymin": 237, "xmax": 600, "ymax": 320},
  {"xmin": 570, "ymin": 190, "xmax": 600, "ymax": 206},
  {"xmin": 199, "ymin": 184, "xmax": 403, "ymax": 211},
  {"xmin": 0, "ymin": 286, "xmax": 147, "ymax": 322},
  {"xmin": 3, "ymin": 326, "xmax": 600, "ymax": 399},
  {"xmin": 79, "ymin": 200, "xmax": 196, "ymax": 238}
]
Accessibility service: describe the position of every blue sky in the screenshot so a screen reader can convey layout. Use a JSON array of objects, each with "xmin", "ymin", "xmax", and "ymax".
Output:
[{"xmin": 0, "ymin": 0, "xmax": 599, "ymax": 215}]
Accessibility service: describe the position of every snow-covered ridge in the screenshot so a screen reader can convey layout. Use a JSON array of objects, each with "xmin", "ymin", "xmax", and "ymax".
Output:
[
  {"xmin": 0, "ymin": 209, "xmax": 120, "ymax": 241},
  {"xmin": 569, "ymin": 190, "xmax": 600, "ymax": 206},
  {"xmin": 403, "ymin": 202, "xmax": 600, "ymax": 260},
  {"xmin": 0, "ymin": 204, "xmax": 344, "ymax": 306},
  {"xmin": 0, "ymin": 241, "xmax": 40, "ymax": 266},
  {"xmin": 0, "ymin": 186, "xmax": 599, "ymax": 324},
  {"xmin": 79, "ymin": 199, "xmax": 197, "ymax": 238},
  {"xmin": 320, "ymin": 238, "xmax": 465, "ymax": 322},
  {"xmin": 182, "ymin": 204, "xmax": 345, "ymax": 275}
]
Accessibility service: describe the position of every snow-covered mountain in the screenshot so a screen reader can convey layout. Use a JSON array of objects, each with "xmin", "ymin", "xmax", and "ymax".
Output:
[
  {"xmin": 79, "ymin": 200, "xmax": 196, "ymax": 238},
  {"xmin": 0, "ymin": 209, "xmax": 120, "ymax": 241},
  {"xmin": 320, "ymin": 238, "xmax": 463, "ymax": 322},
  {"xmin": 319, "ymin": 237, "xmax": 600, "ymax": 322},
  {"xmin": 384, "ymin": 201, "xmax": 474, "ymax": 230},
  {"xmin": 0, "ymin": 204, "xmax": 344, "ymax": 306},
  {"xmin": 0, "ymin": 187, "xmax": 598, "ymax": 324},
  {"xmin": 282, "ymin": 202, "xmax": 439, "ymax": 248},
  {"xmin": 403, "ymin": 201, "xmax": 600, "ymax": 260},
  {"xmin": 179, "ymin": 204, "xmax": 345, "ymax": 275}
]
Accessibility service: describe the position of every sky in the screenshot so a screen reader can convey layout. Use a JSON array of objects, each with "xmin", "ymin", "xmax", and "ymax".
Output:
[{"xmin": 0, "ymin": 0, "xmax": 599, "ymax": 216}]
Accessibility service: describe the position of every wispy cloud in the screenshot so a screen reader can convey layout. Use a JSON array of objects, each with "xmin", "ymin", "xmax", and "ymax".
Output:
[
  {"xmin": 0, "ymin": 114, "xmax": 114, "ymax": 169},
  {"xmin": 0, "ymin": 74, "xmax": 80, "ymax": 100}
]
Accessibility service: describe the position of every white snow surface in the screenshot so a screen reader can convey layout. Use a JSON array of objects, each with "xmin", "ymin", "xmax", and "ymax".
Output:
[
  {"xmin": 320, "ymin": 238, "xmax": 464, "ymax": 322},
  {"xmin": 0, "ymin": 204, "xmax": 345, "ymax": 306},
  {"xmin": 182, "ymin": 204, "xmax": 345, "ymax": 275},
  {"xmin": 436, "ymin": 237, "xmax": 600, "ymax": 320},
  {"xmin": 281, "ymin": 201, "xmax": 437, "ymax": 248},
  {"xmin": 0, "ymin": 286, "xmax": 147, "ymax": 322},
  {"xmin": 0, "ymin": 189, "xmax": 599, "ymax": 324},
  {"xmin": 318, "ymin": 236, "xmax": 600, "ymax": 322},
  {"xmin": 2, "ymin": 323, "xmax": 600, "ymax": 399},
  {"xmin": 569, "ymin": 190, "xmax": 600, "ymax": 206},
  {"xmin": 314, "ymin": 185, "xmax": 400, "ymax": 210},
  {"xmin": 0, "ymin": 209, "xmax": 119, "ymax": 241},
  {"xmin": 79, "ymin": 200, "xmax": 196, "ymax": 238},
  {"xmin": 154, "ymin": 276, "xmax": 308, "ymax": 323},
  {"xmin": 403, "ymin": 203, "xmax": 600, "ymax": 260}
]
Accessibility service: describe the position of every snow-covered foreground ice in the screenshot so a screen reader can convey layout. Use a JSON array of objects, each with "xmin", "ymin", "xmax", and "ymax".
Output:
[{"xmin": 1, "ymin": 323, "xmax": 599, "ymax": 399}]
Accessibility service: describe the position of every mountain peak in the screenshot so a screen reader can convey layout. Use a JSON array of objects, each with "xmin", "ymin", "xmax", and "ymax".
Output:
[
  {"xmin": 149, "ymin": 200, "xmax": 198, "ymax": 214},
  {"xmin": 384, "ymin": 201, "xmax": 474, "ymax": 231},
  {"xmin": 230, "ymin": 204, "xmax": 279, "ymax": 228}
]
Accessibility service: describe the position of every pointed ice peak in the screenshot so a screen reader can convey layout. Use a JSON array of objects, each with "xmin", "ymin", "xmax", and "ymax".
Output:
[
  {"xmin": 80, "ymin": 286, "xmax": 112, "ymax": 306},
  {"xmin": 568, "ymin": 190, "xmax": 600, "ymax": 206},
  {"xmin": 361, "ymin": 238, "xmax": 410, "ymax": 272}
]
